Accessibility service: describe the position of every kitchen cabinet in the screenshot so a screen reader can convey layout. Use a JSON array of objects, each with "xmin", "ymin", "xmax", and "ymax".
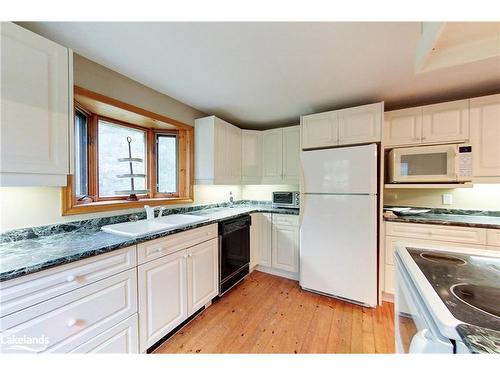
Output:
[
  {"xmin": 422, "ymin": 99, "xmax": 469, "ymax": 143},
  {"xmin": 338, "ymin": 102, "xmax": 383, "ymax": 145},
  {"xmin": 271, "ymin": 214, "xmax": 299, "ymax": 273},
  {"xmin": 470, "ymin": 93, "xmax": 500, "ymax": 178},
  {"xmin": 282, "ymin": 126, "xmax": 300, "ymax": 183},
  {"xmin": 383, "ymin": 107, "xmax": 423, "ymax": 147},
  {"xmin": 262, "ymin": 126, "xmax": 300, "ymax": 184},
  {"xmin": 250, "ymin": 213, "xmax": 272, "ymax": 268},
  {"xmin": 241, "ymin": 130, "xmax": 262, "ymax": 184},
  {"xmin": 301, "ymin": 102, "xmax": 382, "ymax": 150},
  {"xmin": 301, "ymin": 111, "xmax": 339, "ymax": 149},
  {"xmin": 0, "ymin": 22, "xmax": 71, "ymax": 186},
  {"xmin": 137, "ymin": 232, "xmax": 218, "ymax": 352},
  {"xmin": 384, "ymin": 99, "xmax": 469, "ymax": 147},
  {"xmin": 194, "ymin": 115, "xmax": 242, "ymax": 184},
  {"xmin": 262, "ymin": 128, "xmax": 284, "ymax": 183},
  {"xmin": 138, "ymin": 250, "xmax": 187, "ymax": 352},
  {"xmin": 186, "ymin": 238, "xmax": 219, "ymax": 315}
]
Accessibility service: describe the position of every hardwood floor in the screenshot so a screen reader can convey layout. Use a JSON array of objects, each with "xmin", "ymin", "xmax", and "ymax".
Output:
[{"xmin": 153, "ymin": 271, "xmax": 395, "ymax": 354}]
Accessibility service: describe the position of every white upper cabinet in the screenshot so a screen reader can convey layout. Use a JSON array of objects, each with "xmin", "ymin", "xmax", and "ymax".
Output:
[
  {"xmin": 1, "ymin": 22, "xmax": 70, "ymax": 186},
  {"xmin": 338, "ymin": 102, "xmax": 383, "ymax": 145},
  {"xmin": 262, "ymin": 128, "xmax": 284, "ymax": 183},
  {"xmin": 384, "ymin": 107, "xmax": 423, "ymax": 147},
  {"xmin": 421, "ymin": 99, "xmax": 469, "ymax": 143},
  {"xmin": 470, "ymin": 94, "xmax": 500, "ymax": 178},
  {"xmin": 301, "ymin": 102, "xmax": 382, "ymax": 150},
  {"xmin": 282, "ymin": 126, "xmax": 300, "ymax": 184},
  {"xmin": 241, "ymin": 130, "xmax": 262, "ymax": 184},
  {"xmin": 195, "ymin": 116, "xmax": 242, "ymax": 185},
  {"xmin": 301, "ymin": 111, "xmax": 339, "ymax": 149},
  {"xmin": 262, "ymin": 126, "xmax": 300, "ymax": 184}
]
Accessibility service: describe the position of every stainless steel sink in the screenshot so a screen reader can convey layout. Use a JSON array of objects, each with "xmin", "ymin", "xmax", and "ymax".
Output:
[{"xmin": 101, "ymin": 214, "xmax": 209, "ymax": 237}]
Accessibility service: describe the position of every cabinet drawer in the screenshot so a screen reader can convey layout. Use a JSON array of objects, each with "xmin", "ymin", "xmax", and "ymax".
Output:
[
  {"xmin": 385, "ymin": 222, "xmax": 486, "ymax": 245},
  {"xmin": 487, "ymin": 229, "xmax": 500, "ymax": 247},
  {"xmin": 65, "ymin": 314, "xmax": 139, "ymax": 353},
  {"xmin": 0, "ymin": 246, "xmax": 137, "ymax": 317},
  {"xmin": 272, "ymin": 214, "xmax": 299, "ymax": 227},
  {"xmin": 0, "ymin": 269, "xmax": 137, "ymax": 353},
  {"xmin": 137, "ymin": 224, "xmax": 217, "ymax": 265}
]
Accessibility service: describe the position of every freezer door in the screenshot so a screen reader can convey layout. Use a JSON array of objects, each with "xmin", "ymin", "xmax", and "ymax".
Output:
[
  {"xmin": 300, "ymin": 144, "xmax": 377, "ymax": 194},
  {"xmin": 299, "ymin": 194, "xmax": 378, "ymax": 306}
]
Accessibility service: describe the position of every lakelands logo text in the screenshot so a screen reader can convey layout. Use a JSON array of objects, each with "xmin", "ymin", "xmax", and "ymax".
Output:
[{"xmin": 1, "ymin": 332, "xmax": 50, "ymax": 352}]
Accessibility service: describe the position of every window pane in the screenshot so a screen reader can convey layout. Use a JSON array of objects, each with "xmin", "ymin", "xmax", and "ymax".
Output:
[
  {"xmin": 156, "ymin": 134, "xmax": 177, "ymax": 193},
  {"xmin": 98, "ymin": 120, "xmax": 146, "ymax": 197},
  {"xmin": 74, "ymin": 110, "xmax": 88, "ymax": 197}
]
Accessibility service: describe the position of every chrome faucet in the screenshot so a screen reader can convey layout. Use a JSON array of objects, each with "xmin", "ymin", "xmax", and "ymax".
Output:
[
  {"xmin": 229, "ymin": 191, "xmax": 234, "ymax": 208},
  {"xmin": 144, "ymin": 205, "xmax": 155, "ymax": 220},
  {"xmin": 158, "ymin": 206, "xmax": 166, "ymax": 218}
]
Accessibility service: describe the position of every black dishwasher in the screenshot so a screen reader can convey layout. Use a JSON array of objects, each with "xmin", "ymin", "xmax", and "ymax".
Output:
[{"xmin": 219, "ymin": 215, "xmax": 251, "ymax": 296}]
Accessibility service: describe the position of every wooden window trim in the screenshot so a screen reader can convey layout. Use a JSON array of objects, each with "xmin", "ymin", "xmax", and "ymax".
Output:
[{"xmin": 63, "ymin": 87, "xmax": 194, "ymax": 216}]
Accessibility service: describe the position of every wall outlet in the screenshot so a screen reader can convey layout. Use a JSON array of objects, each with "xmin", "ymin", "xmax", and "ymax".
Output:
[{"xmin": 442, "ymin": 193, "xmax": 453, "ymax": 205}]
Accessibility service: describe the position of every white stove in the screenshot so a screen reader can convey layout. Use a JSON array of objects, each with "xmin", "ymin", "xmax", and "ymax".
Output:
[{"xmin": 394, "ymin": 244, "xmax": 500, "ymax": 353}]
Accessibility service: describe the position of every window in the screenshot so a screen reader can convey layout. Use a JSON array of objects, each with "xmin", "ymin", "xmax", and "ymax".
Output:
[
  {"xmin": 156, "ymin": 134, "xmax": 177, "ymax": 194},
  {"xmin": 64, "ymin": 86, "xmax": 194, "ymax": 215},
  {"xmin": 98, "ymin": 120, "xmax": 147, "ymax": 197},
  {"xmin": 74, "ymin": 109, "xmax": 89, "ymax": 198}
]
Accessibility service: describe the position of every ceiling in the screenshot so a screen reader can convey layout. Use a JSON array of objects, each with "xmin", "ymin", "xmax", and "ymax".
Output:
[{"xmin": 19, "ymin": 22, "xmax": 500, "ymax": 129}]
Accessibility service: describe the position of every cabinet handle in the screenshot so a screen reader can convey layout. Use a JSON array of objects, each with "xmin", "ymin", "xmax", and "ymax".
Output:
[
  {"xmin": 66, "ymin": 275, "xmax": 76, "ymax": 282},
  {"xmin": 183, "ymin": 254, "xmax": 189, "ymax": 258},
  {"xmin": 154, "ymin": 247, "xmax": 163, "ymax": 253},
  {"xmin": 66, "ymin": 318, "xmax": 80, "ymax": 328},
  {"xmin": 188, "ymin": 253, "xmax": 192, "ymax": 257}
]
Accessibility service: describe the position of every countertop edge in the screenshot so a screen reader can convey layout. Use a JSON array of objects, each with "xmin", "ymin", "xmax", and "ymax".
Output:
[
  {"xmin": 383, "ymin": 216, "xmax": 500, "ymax": 230},
  {"xmin": 456, "ymin": 324, "xmax": 500, "ymax": 354}
]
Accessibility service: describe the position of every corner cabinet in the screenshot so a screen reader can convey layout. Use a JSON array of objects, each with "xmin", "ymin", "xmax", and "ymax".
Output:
[
  {"xmin": 0, "ymin": 22, "xmax": 71, "ymax": 186},
  {"xmin": 241, "ymin": 130, "xmax": 262, "ymax": 184},
  {"xmin": 470, "ymin": 93, "xmax": 500, "ymax": 179},
  {"xmin": 262, "ymin": 126, "xmax": 300, "ymax": 184},
  {"xmin": 250, "ymin": 212, "xmax": 272, "ymax": 268},
  {"xmin": 301, "ymin": 102, "xmax": 383, "ymax": 150},
  {"xmin": 195, "ymin": 116, "xmax": 242, "ymax": 185}
]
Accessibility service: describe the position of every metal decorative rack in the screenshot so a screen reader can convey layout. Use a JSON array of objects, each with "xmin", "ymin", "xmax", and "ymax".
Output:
[{"xmin": 115, "ymin": 136, "xmax": 148, "ymax": 201}]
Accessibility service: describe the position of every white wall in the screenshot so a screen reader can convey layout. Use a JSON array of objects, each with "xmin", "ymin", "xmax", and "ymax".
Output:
[
  {"xmin": 241, "ymin": 185, "xmax": 299, "ymax": 201},
  {"xmin": 384, "ymin": 184, "xmax": 500, "ymax": 210}
]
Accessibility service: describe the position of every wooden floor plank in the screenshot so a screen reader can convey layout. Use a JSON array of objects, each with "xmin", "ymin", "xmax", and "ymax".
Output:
[{"xmin": 154, "ymin": 271, "xmax": 395, "ymax": 354}]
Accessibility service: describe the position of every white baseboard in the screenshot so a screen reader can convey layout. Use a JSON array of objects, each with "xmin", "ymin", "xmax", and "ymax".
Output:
[
  {"xmin": 255, "ymin": 265, "xmax": 299, "ymax": 281},
  {"xmin": 382, "ymin": 291, "xmax": 394, "ymax": 303}
]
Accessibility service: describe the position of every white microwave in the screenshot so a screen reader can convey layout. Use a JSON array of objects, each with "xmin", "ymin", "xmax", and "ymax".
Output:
[{"xmin": 388, "ymin": 143, "xmax": 473, "ymax": 183}]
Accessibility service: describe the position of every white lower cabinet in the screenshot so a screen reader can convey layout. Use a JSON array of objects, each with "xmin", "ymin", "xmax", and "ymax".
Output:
[
  {"xmin": 252, "ymin": 213, "xmax": 299, "ymax": 279},
  {"xmin": 272, "ymin": 217, "xmax": 299, "ymax": 273},
  {"xmin": 138, "ymin": 237, "xmax": 218, "ymax": 352}
]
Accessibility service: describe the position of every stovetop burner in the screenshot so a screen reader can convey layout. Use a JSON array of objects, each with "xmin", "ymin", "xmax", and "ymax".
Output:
[
  {"xmin": 407, "ymin": 247, "xmax": 500, "ymax": 331},
  {"xmin": 420, "ymin": 252, "xmax": 467, "ymax": 265},
  {"xmin": 451, "ymin": 283, "xmax": 500, "ymax": 319}
]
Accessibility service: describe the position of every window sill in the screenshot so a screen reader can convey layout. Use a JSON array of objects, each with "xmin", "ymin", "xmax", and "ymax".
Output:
[{"xmin": 62, "ymin": 191, "xmax": 194, "ymax": 216}]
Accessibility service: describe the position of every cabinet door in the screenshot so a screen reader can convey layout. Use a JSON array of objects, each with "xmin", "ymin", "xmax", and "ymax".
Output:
[
  {"xmin": 301, "ymin": 111, "xmax": 339, "ymax": 149},
  {"xmin": 282, "ymin": 126, "xmax": 300, "ymax": 183},
  {"xmin": 338, "ymin": 102, "xmax": 382, "ymax": 145},
  {"xmin": 422, "ymin": 99, "xmax": 469, "ymax": 143},
  {"xmin": 383, "ymin": 108, "xmax": 423, "ymax": 147},
  {"xmin": 470, "ymin": 94, "xmax": 500, "ymax": 177},
  {"xmin": 262, "ymin": 128, "xmax": 283, "ymax": 183},
  {"xmin": 228, "ymin": 124, "xmax": 242, "ymax": 183},
  {"xmin": 138, "ymin": 250, "xmax": 188, "ymax": 352},
  {"xmin": 1, "ymin": 22, "xmax": 69, "ymax": 185},
  {"xmin": 253, "ymin": 213, "xmax": 272, "ymax": 267},
  {"xmin": 272, "ymin": 221, "xmax": 299, "ymax": 273},
  {"xmin": 241, "ymin": 130, "xmax": 262, "ymax": 183},
  {"xmin": 186, "ymin": 238, "xmax": 219, "ymax": 315}
]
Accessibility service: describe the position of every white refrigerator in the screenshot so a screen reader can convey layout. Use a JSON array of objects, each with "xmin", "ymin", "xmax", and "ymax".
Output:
[{"xmin": 299, "ymin": 143, "xmax": 378, "ymax": 307}]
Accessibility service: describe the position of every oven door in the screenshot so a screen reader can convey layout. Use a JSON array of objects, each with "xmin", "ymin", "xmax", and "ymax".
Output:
[
  {"xmin": 390, "ymin": 145, "xmax": 458, "ymax": 183},
  {"xmin": 395, "ymin": 255, "xmax": 454, "ymax": 353}
]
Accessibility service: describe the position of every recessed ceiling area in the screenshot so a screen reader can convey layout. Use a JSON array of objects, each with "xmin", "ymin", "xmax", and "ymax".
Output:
[{"xmin": 19, "ymin": 22, "xmax": 500, "ymax": 129}]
